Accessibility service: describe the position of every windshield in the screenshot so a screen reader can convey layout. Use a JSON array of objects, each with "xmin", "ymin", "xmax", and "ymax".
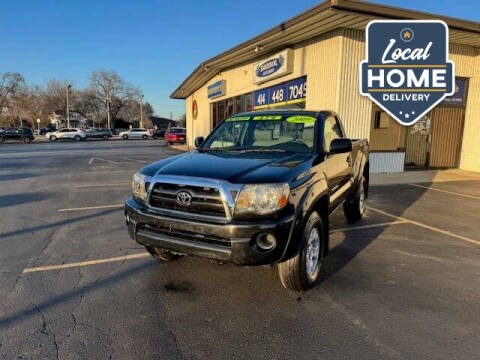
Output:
[{"xmin": 201, "ymin": 113, "xmax": 317, "ymax": 153}]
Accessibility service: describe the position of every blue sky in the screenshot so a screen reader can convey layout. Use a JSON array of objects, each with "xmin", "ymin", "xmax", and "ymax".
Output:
[{"xmin": 0, "ymin": 1, "xmax": 477, "ymax": 119}]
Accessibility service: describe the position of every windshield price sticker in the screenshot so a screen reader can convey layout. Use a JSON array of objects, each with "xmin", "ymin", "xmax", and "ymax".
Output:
[
  {"xmin": 360, "ymin": 20, "xmax": 454, "ymax": 125},
  {"xmin": 225, "ymin": 116, "xmax": 251, "ymax": 122},
  {"xmin": 252, "ymin": 115, "xmax": 283, "ymax": 121},
  {"xmin": 286, "ymin": 116, "xmax": 316, "ymax": 124}
]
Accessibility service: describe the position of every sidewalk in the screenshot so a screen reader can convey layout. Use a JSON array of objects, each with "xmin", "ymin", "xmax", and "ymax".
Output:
[{"xmin": 371, "ymin": 169, "xmax": 480, "ymax": 186}]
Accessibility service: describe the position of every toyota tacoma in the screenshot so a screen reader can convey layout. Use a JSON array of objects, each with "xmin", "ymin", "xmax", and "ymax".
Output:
[{"xmin": 125, "ymin": 110, "xmax": 369, "ymax": 291}]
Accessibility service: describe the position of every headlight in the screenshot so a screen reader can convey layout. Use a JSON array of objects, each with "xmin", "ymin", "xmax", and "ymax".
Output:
[
  {"xmin": 132, "ymin": 172, "xmax": 147, "ymax": 202},
  {"xmin": 234, "ymin": 183, "xmax": 289, "ymax": 215}
]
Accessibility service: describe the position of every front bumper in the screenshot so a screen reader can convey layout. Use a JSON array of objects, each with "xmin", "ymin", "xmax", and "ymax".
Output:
[{"xmin": 124, "ymin": 198, "xmax": 295, "ymax": 266}]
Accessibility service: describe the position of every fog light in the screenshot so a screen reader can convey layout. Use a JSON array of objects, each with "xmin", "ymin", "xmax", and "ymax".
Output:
[{"xmin": 256, "ymin": 233, "xmax": 277, "ymax": 251}]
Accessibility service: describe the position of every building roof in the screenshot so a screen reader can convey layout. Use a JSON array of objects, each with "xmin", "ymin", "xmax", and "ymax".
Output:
[{"xmin": 171, "ymin": 0, "xmax": 479, "ymax": 99}]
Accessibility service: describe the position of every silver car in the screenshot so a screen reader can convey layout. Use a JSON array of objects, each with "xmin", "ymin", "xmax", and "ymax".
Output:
[
  {"xmin": 46, "ymin": 128, "xmax": 87, "ymax": 142},
  {"xmin": 118, "ymin": 128, "xmax": 151, "ymax": 140}
]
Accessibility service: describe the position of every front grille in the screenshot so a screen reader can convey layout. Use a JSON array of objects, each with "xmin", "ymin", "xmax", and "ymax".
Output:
[
  {"xmin": 140, "ymin": 224, "xmax": 231, "ymax": 248},
  {"xmin": 149, "ymin": 183, "xmax": 226, "ymax": 217}
]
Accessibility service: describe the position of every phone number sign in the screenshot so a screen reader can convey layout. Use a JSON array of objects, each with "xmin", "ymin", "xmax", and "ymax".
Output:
[{"xmin": 254, "ymin": 76, "xmax": 307, "ymax": 109}]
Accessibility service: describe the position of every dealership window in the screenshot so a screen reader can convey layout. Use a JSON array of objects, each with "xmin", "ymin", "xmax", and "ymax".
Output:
[{"xmin": 211, "ymin": 92, "xmax": 255, "ymax": 129}]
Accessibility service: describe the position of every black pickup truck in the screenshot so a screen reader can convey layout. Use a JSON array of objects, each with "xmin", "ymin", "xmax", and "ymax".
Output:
[{"xmin": 125, "ymin": 110, "xmax": 369, "ymax": 291}]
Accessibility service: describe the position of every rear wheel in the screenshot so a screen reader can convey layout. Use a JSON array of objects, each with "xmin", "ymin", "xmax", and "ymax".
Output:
[
  {"xmin": 145, "ymin": 246, "xmax": 182, "ymax": 262},
  {"xmin": 142, "ymin": 135, "xmax": 148, "ymax": 140},
  {"xmin": 49, "ymin": 135, "xmax": 57, "ymax": 142},
  {"xmin": 103, "ymin": 135, "xmax": 109, "ymax": 140},
  {"xmin": 74, "ymin": 135, "xmax": 81, "ymax": 141},
  {"xmin": 343, "ymin": 176, "xmax": 367, "ymax": 223},
  {"xmin": 277, "ymin": 211, "xmax": 325, "ymax": 292},
  {"xmin": 122, "ymin": 134, "xmax": 128, "ymax": 140},
  {"xmin": 22, "ymin": 137, "xmax": 31, "ymax": 143},
  {"xmin": 0, "ymin": 137, "xmax": 5, "ymax": 143},
  {"xmin": 168, "ymin": 141, "xmax": 172, "ymax": 145}
]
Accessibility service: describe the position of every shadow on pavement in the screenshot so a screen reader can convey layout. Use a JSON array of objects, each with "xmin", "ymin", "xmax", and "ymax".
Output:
[
  {"xmin": 0, "ymin": 207, "xmax": 121, "ymax": 240},
  {"xmin": 0, "ymin": 192, "xmax": 49, "ymax": 208},
  {"xmin": 0, "ymin": 173, "xmax": 39, "ymax": 182}
]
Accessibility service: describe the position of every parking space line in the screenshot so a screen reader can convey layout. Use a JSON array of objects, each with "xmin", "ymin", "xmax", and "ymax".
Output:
[
  {"xmin": 368, "ymin": 206, "xmax": 480, "ymax": 247},
  {"xmin": 74, "ymin": 183, "xmax": 130, "ymax": 188},
  {"xmin": 409, "ymin": 183, "xmax": 480, "ymax": 200},
  {"xmin": 23, "ymin": 253, "xmax": 150, "ymax": 273},
  {"xmin": 58, "ymin": 204, "xmax": 124, "ymax": 212},
  {"xmin": 330, "ymin": 220, "xmax": 407, "ymax": 233}
]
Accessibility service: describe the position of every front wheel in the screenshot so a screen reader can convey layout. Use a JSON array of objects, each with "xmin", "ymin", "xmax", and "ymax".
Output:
[
  {"xmin": 343, "ymin": 176, "xmax": 367, "ymax": 223},
  {"xmin": 49, "ymin": 135, "xmax": 57, "ymax": 142},
  {"xmin": 122, "ymin": 134, "xmax": 128, "ymax": 140},
  {"xmin": 74, "ymin": 135, "xmax": 81, "ymax": 141},
  {"xmin": 142, "ymin": 135, "xmax": 148, "ymax": 140},
  {"xmin": 277, "ymin": 211, "xmax": 325, "ymax": 292},
  {"xmin": 145, "ymin": 246, "xmax": 182, "ymax": 262}
]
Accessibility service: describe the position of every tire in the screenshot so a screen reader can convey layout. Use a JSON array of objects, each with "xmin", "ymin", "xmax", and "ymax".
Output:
[
  {"xmin": 22, "ymin": 137, "xmax": 31, "ymax": 143},
  {"xmin": 343, "ymin": 176, "xmax": 367, "ymax": 223},
  {"xmin": 145, "ymin": 246, "xmax": 182, "ymax": 262},
  {"xmin": 0, "ymin": 137, "xmax": 4, "ymax": 143},
  {"xmin": 50, "ymin": 135, "xmax": 57, "ymax": 142},
  {"xmin": 142, "ymin": 135, "xmax": 148, "ymax": 140},
  {"xmin": 103, "ymin": 135, "xmax": 109, "ymax": 140},
  {"xmin": 74, "ymin": 135, "xmax": 81, "ymax": 141},
  {"xmin": 277, "ymin": 211, "xmax": 325, "ymax": 292},
  {"xmin": 122, "ymin": 134, "xmax": 128, "ymax": 140},
  {"xmin": 168, "ymin": 141, "xmax": 172, "ymax": 145}
]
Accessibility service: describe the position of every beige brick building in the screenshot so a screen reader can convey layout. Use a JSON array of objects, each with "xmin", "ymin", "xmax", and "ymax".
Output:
[{"xmin": 171, "ymin": 0, "xmax": 480, "ymax": 173}]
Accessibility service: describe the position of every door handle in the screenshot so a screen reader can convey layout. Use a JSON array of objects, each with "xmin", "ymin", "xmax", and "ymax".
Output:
[{"xmin": 346, "ymin": 155, "xmax": 352, "ymax": 166}]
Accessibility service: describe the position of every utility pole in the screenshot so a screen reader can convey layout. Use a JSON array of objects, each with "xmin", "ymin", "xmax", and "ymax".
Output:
[
  {"xmin": 139, "ymin": 95, "xmax": 144, "ymax": 128},
  {"xmin": 106, "ymin": 95, "xmax": 111, "ymax": 129},
  {"xmin": 66, "ymin": 84, "xmax": 72, "ymax": 128}
]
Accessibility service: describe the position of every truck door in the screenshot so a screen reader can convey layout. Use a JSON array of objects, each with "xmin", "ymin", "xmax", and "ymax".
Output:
[{"xmin": 322, "ymin": 114, "xmax": 352, "ymax": 210}]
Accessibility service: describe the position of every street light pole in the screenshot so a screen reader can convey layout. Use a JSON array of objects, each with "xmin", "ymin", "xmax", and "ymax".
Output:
[
  {"xmin": 139, "ymin": 95, "xmax": 144, "ymax": 128},
  {"xmin": 66, "ymin": 84, "xmax": 72, "ymax": 128},
  {"xmin": 106, "ymin": 96, "xmax": 111, "ymax": 129}
]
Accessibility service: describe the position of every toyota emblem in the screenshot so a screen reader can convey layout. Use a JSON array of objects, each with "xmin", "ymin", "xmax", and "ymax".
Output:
[{"xmin": 176, "ymin": 191, "xmax": 192, "ymax": 206}]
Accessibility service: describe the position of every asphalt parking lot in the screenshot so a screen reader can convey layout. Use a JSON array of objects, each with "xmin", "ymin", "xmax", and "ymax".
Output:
[{"xmin": 1, "ymin": 140, "xmax": 479, "ymax": 359}]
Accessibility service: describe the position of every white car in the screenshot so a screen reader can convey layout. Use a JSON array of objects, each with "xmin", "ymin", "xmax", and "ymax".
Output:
[
  {"xmin": 119, "ymin": 128, "xmax": 151, "ymax": 140},
  {"xmin": 46, "ymin": 128, "xmax": 87, "ymax": 142}
]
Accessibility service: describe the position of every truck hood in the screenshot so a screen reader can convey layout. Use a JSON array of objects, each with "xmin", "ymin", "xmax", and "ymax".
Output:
[{"xmin": 150, "ymin": 151, "xmax": 314, "ymax": 184}]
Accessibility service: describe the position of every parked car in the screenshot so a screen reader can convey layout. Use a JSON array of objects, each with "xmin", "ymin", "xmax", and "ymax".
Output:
[
  {"xmin": 46, "ymin": 128, "xmax": 86, "ymax": 142},
  {"xmin": 165, "ymin": 127, "xmax": 186, "ymax": 144},
  {"xmin": 152, "ymin": 129, "xmax": 166, "ymax": 139},
  {"xmin": 85, "ymin": 128, "xmax": 113, "ymax": 140},
  {"xmin": 118, "ymin": 128, "xmax": 151, "ymax": 140},
  {"xmin": 0, "ymin": 127, "xmax": 35, "ymax": 143},
  {"xmin": 40, "ymin": 126, "xmax": 56, "ymax": 135},
  {"xmin": 124, "ymin": 110, "xmax": 369, "ymax": 291}
]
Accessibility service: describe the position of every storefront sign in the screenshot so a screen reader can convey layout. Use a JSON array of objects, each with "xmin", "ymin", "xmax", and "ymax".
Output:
[
  {"xmin": 442, "ymin": 78, "xmax": 467, "ymax": 106},
  {"xmin": 360, "ymin": 20, "xmax": 455, "ymax": 126},
  {"xmin": 254, "ymin": 76, "xmax": 307, "ymax": 109},
  {"xmin": 253, "ymin": 49, "xmax": 293, "ymax": 84},
  {"xmin": 207, "ymin": 80, "xmax": 226, "ymax": 99}
]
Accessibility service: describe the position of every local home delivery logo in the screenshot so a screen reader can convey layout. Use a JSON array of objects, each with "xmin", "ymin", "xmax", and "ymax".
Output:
[{"xmin": 360, "ymin": 20, "xmax": 455, "ymax": 125}]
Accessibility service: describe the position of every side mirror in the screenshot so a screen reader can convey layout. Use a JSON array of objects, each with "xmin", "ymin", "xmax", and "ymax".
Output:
[
  {"xmin": 194, "ymin": 136, "xmax": 204, "ymax": 148},
  {"xmin": 329, "ymin": 138, "xmax": 352, "ymax": 154}
]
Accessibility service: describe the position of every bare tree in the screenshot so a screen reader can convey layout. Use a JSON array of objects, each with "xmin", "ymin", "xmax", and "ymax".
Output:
[
  {"xmin": 89, "ymin": 69, "xmax": 140, "ymax": 128},
  {"xmin": 0, "ymin": 72, "xmax": 25, "ymax": 110}
]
